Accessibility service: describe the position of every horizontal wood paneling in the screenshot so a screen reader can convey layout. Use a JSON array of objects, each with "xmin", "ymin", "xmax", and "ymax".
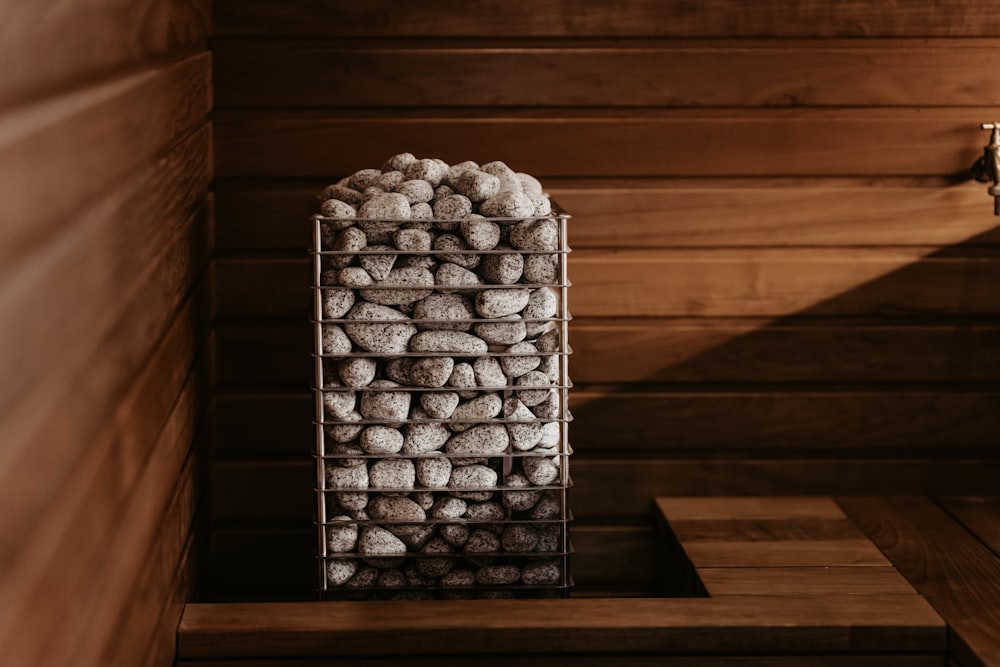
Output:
[
  {"xmin": 214, "ymin": 250, "xmax": 1000, "ymax": 318},
  {"xmin": 214, "ymin": 40, "xmax": 1000, "ymax": 108},
  {"xmin": 213, "ymin": 179, "xmax": 996, "ymax": 251},
  {"xmin": 213, "ymin": 108, "xmax": 989, "ymax": 179},
  {"xmin": 214, "ymin": 318, "xmax": 1000, "ymax": 387},
  {"xmin": 0, "ymin": 0, "xmax": 210, "ymax": 111},
  {"xmin": 209, "ymin": 459, "xmax": 1000, "ymax": 523},
  {"xmin": 213, "ymin": 0, "xmax": 1000, "ymax": 38},
  {"xmin": 938, "ymin": 497, "xmax": 1000, "ymax": 560},
  {"xmin": 179, "ymin": 657, "xmax": 944, "ymax": 667},
  {"xmin": 0, "ymin": 53, "xmax": 212, "ymax": 271}
]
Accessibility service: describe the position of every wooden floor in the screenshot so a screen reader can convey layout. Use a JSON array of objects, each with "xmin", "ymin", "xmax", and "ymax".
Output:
[{"xmin": 177, "ymin": 496, "xmax": 1000, "ymax": 666}]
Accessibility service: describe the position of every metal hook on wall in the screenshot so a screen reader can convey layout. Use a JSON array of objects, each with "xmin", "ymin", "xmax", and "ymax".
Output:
[{"xmin": 971, "ymin": 122, "xmax": 1000, "ymax": 215}]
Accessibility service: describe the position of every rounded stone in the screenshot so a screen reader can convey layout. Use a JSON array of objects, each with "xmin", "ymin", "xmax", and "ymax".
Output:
[
  {"xmin": 415, "ymin": 455, "xmax": 452, "ymax": 487},
  {"xmin": 338, "ymin": 357, "xmax": 377, "ymax": 387},
  {"xmin": 410, "ymin": 202, "xmax": 433, "ymax": 220},
  {"xmin": 472, "ymin": 357, "xmax": 507, "ymax": 389},
  {"xmin": 395, "ymin": 179, "xmax": 435, "ymax": 204},
  {"xmin": 326, "ymin": 559, "xmax": 358, "ymax": 586},
  {"xmin": 382, "ymin": 152, "xmax": 417, "ymax": 173},
  {"xmin": 522, "ymin": 454, "xmax": 560, "ymax": 486},
  {"xmin": 359, "ymin": 267, "xmax": 435, "ymax": 305},
  {"xmin": 517, "ymin": 172, "xmax": 544, "ymax": 196},
  {"xmin": 359, "ymin": 192, "xmax": 411, "ymax": 220},
  {"xmin": 516, "ymin": 370, "xmax": 551, "ymax": 406},
  {"xmin": 534, "ymin": 329, "xmax": 561, "ymax": 353},
  {"xmin": 448, "ymin": 465, "xmax": 498, "ymax": 493},
  {"xmin": 532, "ymin": 391, "xmax": 561, "ymax": 420},
  {"xmin": 435, "ymin": 263, "xmax": 483, "ymax": 293},
  {"xmin": 325, "ymin": 410, "xmax": 364, "ymax": 443},
  {"xmin": 322, "ymin": 385, "xmax": 356, "ymax": 420},
  {"xmin": 326, "ymin": 462, "xmax": 369, "ymax": 490},
  {"xmin": 465, "ymin": 501, "xmax": 506, "ymax": 522},
  {"xmin": 344, "ymin": 303, "xmax": 417, "ymax": 354},
  {"xmin": 504, "ymin": 398, "xmax": 543, "ymax": 451},
  {"xmin": 478, "ymin": 250, "xmax": 524, "ymax": 285},
  {"xmin": 409, "ymin": 331, "xmax": 488, "ymax": 355},
  {"xmin": 446, "ymin": 424, "xmax": 509, "ymax": 456},
  {"xmin": 475, "ymin": 288, "xmax": 530, "ymax": 318},
  {"xmin": 500, "ymin": 341, "xmax": 540, "ymax": 378},
  {"xmin": 392, "ymin": 227, "xmax": 432, "ymax": 251},
  {"xmin": 320, "ymin": 198, "xmax": 357, "ymax": 221},
  {"xmin": 419, "ymin": 391, "xmax": 460, "ymax": 419},
  {"xmin": 322, "ymin": 288, "xmax": 355, "ymax": 319},
  {"xmin": 453, "ymin": 169, "xmax": 501, "ymax": 202},
  {"xmin": 320, "ymin": 183, "xmax": 364, "ymax": 207},
  {"xmin": 440, "ymin": 523, "xmax": 470, "ymax": 548},
  {"xmin": 503, "ymin": 472, "xmax": 543, "ymax": 511},
  {"xmin": 413, "ymin": 294, "xmax": 474, "ymax": 331},
  {"xmin": 431, "ymin": 496, "xmax": 467, "ymax": 520},
  {"xmin": 464, "ymin": 529, "xmax": 501, "ymax": 556},
  {"xmin": 321, "ymin": 324, "xmax": 353, "ymax": 355},
  {"xmin": 402, "ymin": 409, "xmax": 450, "ymax": 455},
  {"xmin": 358, "ymin": 245, "xmax": 397, "ymax": 281},
  {"xmin": 349, "ymin": 168, "xmax": 383, "ymax": 191},
  {"xmin": 448, "ymin": 362, "xmax": 479, "ymax": 399},
  {"xmin": 460, "ymin": 215, "xmax": 501, "ymax": 250},
  {"xmin": 359, "ymin": 525, "xmax": 407, "ymax": 557},
  {"xmin": 331, "ymin": 441, "xmax": 366, "ymax": 468},
  {"xmin": 521, "ymin": 560, "xmax": 561, "ymax": 585},
  {"xmin": 476, "ymin": 564, "xmax": 521, "ymax": 585},
  {"xmin": 326, "ymin": 516, "xmax": 359, "ymax": 553},
  {"xmin": 359, "ymin": 380, "xmax": 412, "ymax": 421},
  {"xmin": 449, "ymin": 394, "xmax": 504, "ymax": 432},
  {"xmin": 528, "ymin": 492, "xmax": 562, "ymax": 520},
  {"xmin": 409, "ymin": 356, "xmax": 455, "ymax": 388},
  {"xmin": 405, "ymin": 158, "xmax": 448, "ymax": 187},
  {"xmin": 474, "ymin": 314, "xmax": 526, "ymax": 345},
  {"xmin": 367, "ymin": 496, "xmax": 426, "ymax": 523},
  {"xmin": 338, "ymin": 266, "xmax": 374, "ymax": 288},
  {"xmin": 433, "ymin": 233, "xmax": 479, "ymax": 269},
  {"xmin": 432, "ymin": 194, "xmax": 474, "ymax": 220},
  {"xmin": 501, "ymin": 524, "xmax": 540, "ymax": 552},
  {"xmin": 510, "ymin": 218, "xmax": 559, "ymax": 251},
  {"xmin": 360, "ymin": 425, "xmax": 404, "ymax": 454},
  {"xmin": 369, "ymin": 458, "xmax": 416, "ymax": 491},
  {"xmin": 523, "ymin": 253, "xmax": 559, "ymax": 285},
  {"xmin": 480, "ymin": 190, "xmax": 535, "ymax": 218}
]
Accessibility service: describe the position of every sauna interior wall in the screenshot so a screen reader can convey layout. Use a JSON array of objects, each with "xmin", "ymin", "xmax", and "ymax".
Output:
[
  {"xmin": 208, "ymin": 1, "xmax": 1000, "ymax": 599},
  {"xmin": 0, "ymin": 2, "xmax": 213, "ymax": 666}
]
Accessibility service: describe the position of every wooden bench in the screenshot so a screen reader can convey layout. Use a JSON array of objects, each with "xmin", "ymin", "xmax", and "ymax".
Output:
[{"xmin": 178, "ymin": 496, "xmax": 1000, "ymax": 665}]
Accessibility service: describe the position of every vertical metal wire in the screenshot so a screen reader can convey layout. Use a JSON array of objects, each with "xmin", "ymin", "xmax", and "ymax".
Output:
[{"xmin": 312, "ymin": 217, "xmax": 329, "ymax": 591}]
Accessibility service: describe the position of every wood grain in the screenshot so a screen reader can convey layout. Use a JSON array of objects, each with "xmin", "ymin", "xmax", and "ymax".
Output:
[
  {"xmin": 698, "ymin": 566, "xmax": 916, "ymax": 596},
  {"xmin": 938, "ymin": 497, "xmax": 1000, "ymax": 560},
  {"xmin": 656, "ymin": 497, "xmax": 846, "ymax": 521},
  {"xmin": 178, "ymin": 657, "xmax": 945, "ymax": 667},
  {"xmin": 213, "ymin": 179, "xmax": 996, "ymax": 251},
  {"xmin": 212, "ymin": 108, "xmax": 989, "ymax": 179},
  {"xmin": 212, "ymin": 0, "xmax": 1000, "ymax": 37},
  {"xmin": 0, "ymin": 53, "xmax": 211, "ymax": 269},
  {"xmin": 214, "ymin": 39, "xmax": 1000, "ymax": 108},
  {"xmin": 681, "ymin": 539, "xmax": 890, "ymax": 568},
  {"xmin": 215, "ymin": 317, "xmax": 1000, "ymax": 388},
  {"xmin": 0, "ymin": 0, "xmax": 210, "ymax": 110},
  {"xmin": 213, "ymin": 249, "xmax": 1000, "ymax": 318},
  {"xmin": 837, "ymin": 497, "xmax": 1000, "ymax": 667}
]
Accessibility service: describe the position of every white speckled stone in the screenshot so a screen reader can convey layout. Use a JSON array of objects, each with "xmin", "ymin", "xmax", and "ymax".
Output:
[
  {"xmin": 463, "ymin": 529, "xmax": 501, "ymax": 556},
  {"xmin": 419, "ymin": 391, "xmax": 460, "ymax": 419},
  {"xmin": 478, "ymin": 249, "xmax": 524, "ymax": 285},
  {"xmin": 359, "ymin": 379, "xmax": 411, "ymax": 421},
  {"xmin": 325, "ymin": 410, "xmax": 363, "ymax": 443},
  {"xmin": 402, "ymin": 409, "xmax": 450, "ymax": 455},
  {"xmin": 320, "ymin": 183, "xmax": 364, "ymax": 207},
  {"xmin": 359, "ymin": 525, "xmax": 407, "ymax": 559},
  {"xmin": 417, "ymin": 537, "xmax": 456, "ymax": 577},
  {"xmin": 359, "ymin": 267, "xmax": 435, "ymax": 305},
  {"xmin": 480, "ymin": 189, "xmax": 535, "ymax": 218},
  {"xmin": 440, "ymin": 523, "xmax": 470, "ymax": 548},
  {"xmin": 360, "ymin": 425, "xmax": 404, "ymax": 454},
  {"xmin": 411, "ymin": 490, "xmax": 435, "ymax": 510},
  {"xmin": 448, "ymin": 362, "xmax": 479, "ymax": 399},
  {"xmin": 522, "ymin": 560, "xmax": 561, "ymax": 585},
  {"xmin": 537, "ymin": 353, "xmax": 560, "ymax": 382},
  {"xmin": 465, "ymin": 501, "xmax": 506, "ymax": 522},
  {"xmin": 522, "ymin": 253, "xmax": 559, "ymax": 285},
  {"xmin": 516, "ymin": 370, "xmax": 551, "ymax": 406},
  {"xmin": 448, "ymin": 464, "xmax": 498, "ymax": 497},
  {"xmin": 321, "ymin": 324, "xmax": 353, "ymax": 355},
  {"xmin": 384, "ymin": 358, "xmax": 413, "ymax": 384},
  {"xmin": 338, "ymin": 357, "xmax": 377, "ymax": 388},
  {"xmin": 412, "ymin": 293, "xmax": 474, "ymax": 331},
  {"xmin": 320, "ymin": 198, "xmax": 357, "ymax": 222},
  {"xmin": 500, "ymin": 341, "xmax": 540, "ymax": 378},
  {"xmin": 326, "ymin": 225, "xmax": 367, "ymax": 269},
  {"xmin": 332, "ymin": 441, "xmax": 366, "ymax": 468},
  {"xmin": 344, "ymin": 303, "xmax": 417, "ymax": 354},
  {"xmin": 510, "ymin": 217, "xmax": 559, "ymax": 251},
  {"xmin": 368, "ymin": 496, "xmax": 425, "ymax": 524},
  {"xmin": 432, "ymin": 194, "xmax": 474, "ymax": 221},
  {"xmin": 522, "ymin": 454, "xmax": 560, "ymax": 486},
  {"xmin": 538, "ymin": 421, "xmax": 561, "ymax": 448},
  {"xmin": 449, "ymin": 394, "xmax": 503, "ymax": 432},
  {"xmin": 528, "ymin": 491, "xmax": 561, "ymax": 520},
  {"xmin": 445, "ymin": 424, "xmax": 509, "ymax": 456},
  {"xmin": 415, "ymin": 455, "xmax": 452, "ymax": 488},
  {"xmin": 393, "ymin": 228, "xmax": 432, "ymax": 252},
  {"xmin": 435, "ymin": 263, "xmax": 483, "ymax": 293},
  {"xmin": 375, "ymin": 170, "xmax": 405, "ymax": 191},
  {"xmin": 337, "ymin": 266, "xmax": 374, "ymax": 288},
  {"xmin": 358, "ymin": 245, "xmax": 397, "ymax": 281},
  {"xmin": 431, "ymin": 496, "xmax": 468, "ymax": 520},
  {"xmin": 405, "ymin": 159, "xmax": 448, "ymax": 187},
  {"xmin": 474, "ymin": 314, "xmax": 526, "ymax": 345},
  {"xmin": 433, "ymin": 233, "xmax": 479, "ymax": 269},
  {"xmin": 358, "ymin": 192, "xmax": 411, "ymax": 220},
  {"xmin": 322, "ymin": 384, "xmax": 356, "ymax": 420},
  {"xmin": 322, "ymin": 288, "xmax": 355, "ymax": 319},
  {"xmin": 504, "ymin": 398, "xmax": 543, "ymax": 451},
  {"xmin": 475, "ymin": 288, "xmax": 530, "ymax": 318},
  {"xmin": 326, "ymin": 516, "xmax": 359, "ymax": 553},
  {"xmin": 523, "ymin": 288, "xmax": 558, "ymax": 337},
  {"xmin": 369, "ymin": 458, "xmax": 416, "ymax": 491},
  {"xmin": 503, "ymin": 472, "xmax": 543, "ymax": 511},
  {"xmin": 480, "ymin": 161, "xmax": 522, "ymax": 191},
  {"xmin": 453, "ymin": 169, "xmax": 501, "ymax": 202},
  {"xmin": 531, "ymin": 195, "xmax": 552, "ymax": 216},
  {"xmin": 326, "ymin": 558, "xmax": 358, "ymax": 586},
  {"xmin": 460, "ymin": 215, "xmax": 500, "ymax": 250},
  {"xmin": 395, "ymin": 179, "xmax": 434, "ymax": 204},
  {"xmin": 517, "ymin": 172, "xmax": 544, "ymax": 196},
  {"xmin": 336, "ymin": 490, "xmax": 369, "ymax": 512},
  {"xmin": 409, "ymin": 330, "xmax": 488, "ymax": 355},
  {"xmin": 472, "ymin": 357, "xmax": 507, "ymax": 389},
  {"xmin": 535, "ymin": 524, "xmax": 560, "ymax": 552},
  {"xmin": 326, "ymin": 462, "xmax": 369, "ymax": 490},
  {"xmin": 409, "ymin": 356, "xmax": 455, "ymax": 388},
  {"xmin": 534, "ymin": 329, "xmax": 560, "ymax": 353},
  {"xmin": 382, "ymin": 152, "xmax": 417, "ymax": 173},
  {"xmin": 349, "ymin": 168, "xmax": 382, "ymax": 191},
  {"xmin": 476, "ymin": 564, "xmax": 521, "ymax": 585},
  {"xmin": 410, "ymin": 202, "xmax": 433, "ymax": 220},
  {"xmin": 501, "ymin": 524, "xmax": 539, "ymax": 552},
  {"xmin": 344, "ymin": 565, "xmax": 380, "ymax": 591}
]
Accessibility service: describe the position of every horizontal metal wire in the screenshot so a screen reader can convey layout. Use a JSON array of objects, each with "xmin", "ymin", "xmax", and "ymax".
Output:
[{"xmin": 321, "ymin": 480, "xmax": 573, "ymax": 494}]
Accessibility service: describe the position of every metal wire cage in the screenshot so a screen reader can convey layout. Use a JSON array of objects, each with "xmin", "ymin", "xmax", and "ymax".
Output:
[{"xmin": 311, "ymin": 206, "xmax": 573, "ymax": 600}]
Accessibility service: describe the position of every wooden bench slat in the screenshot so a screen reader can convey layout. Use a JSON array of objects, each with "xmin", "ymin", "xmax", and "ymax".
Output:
[{"xmin": 698, "ymin": 566, "xmax": 917, "ymax": 596}]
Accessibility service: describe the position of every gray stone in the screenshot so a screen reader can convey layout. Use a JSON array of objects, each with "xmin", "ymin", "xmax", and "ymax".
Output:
[
  {"xmin": 522, "ymin": 454, "xmax": 560, "ymax": 486},
  {"xmin": 358, "ymin": 245, "xmax": 397, "ymax": 281},
  {"xmin": 409, "ymin": 331, "xmax": 487, "ymax": 355},
  {"xmin": 410, "ymin": 202, "xmax": 433, "ymax": 220},
  {"xmin": 367, "ymin": 496, "xmax": 425, "ymax": 523},
  {"xmin": 516, "ymin": 370, "xmax": 551, "ymax": 406},
  {"xmin": 448, "ymin": 464, "xmax": 498, "ymax": 497},
  {"xmin": 331, "ymin": 441, "xmax": 366, "ymax": 468},
  {"xmin": 409, "ymin": 356, "xmax": 455, "ymax": 388},
  {"xmin": 384, "ymin": 358, "xmax": 413, "ymax": 384},
  {"xmin": 335, "ymin": 490, "xmax": 369, "ymax": 513},
  {"xmin": 433, "ymin": 233, "xmax": 479, "ymax": 269},
  {"xmin": 449, "ymin": 394, "xmax": 503, "ymax": 432},
  {"xmin": 392, "ymin": 228, "xmax": 432, "ymax": 252},
  {"xmin": 523, "ymin": 288, "xmax": 558, "ymax": 335},
  {"xmin": 472, "ymin": 357, "xmax": 507, "ymax": 389},
  {"xmin": 538, "ymin": 421, "xmax": 561, "ymax": 448},
  {"xmin": 382, "ymin": 152, "xmax": 417, "ymax": 173},
  {"xmin": 501, "ymin": 525, "xmax": 539, "ymax": 552},
  {"xmin": 322, "ymin": 288, "xmax": 355, "ymax": 319},
  {"xmin": 338, "ymin": 357, "xmax": 377, "ymax": 387},
  {"xmin": 521, "ymin": 560, "xmax": 561, "ymax": 585},
  {"xmin": 480, "ymin": 190, "xmax": 535, "ymax": 218},
  {"xmin": 326, "ymin": 516, "xmax": 359, "ymax": 553},
  {"xmin": 523, "ymin": 253, "xmax": 559, "ymax": 285},
  {"xmin": 358, "ymin": 192, "xmax": 411, "ymax": 220},
  {"xmin": 510, "ymin": 218, "xmax": 559, "ymax": 251},
  {"xmin": 504, "ymin": 398, "xmax": 543, "ymax": 451},
  {"xmin": 517, "ymin": 172, "xmax": 544, "ymax": 196},
  {"xmin": 460, "ymin": 215, "xmax": 500, "ymax": 250},
  {"xmin": 337, "ymin": 266, "xmax": 374, "ymax": 288},
  {"xmin": 413, "ymin": 294, "xmax": 474, "ymax": 331},
  {"xmin": 395, "ymin": 179, "xmax": 435, "ymax": 204},
  {"xmin": 325, "ymin": 410, "xmax": 363, "ymax": 443},
  {"xmin": 476, "ymin": 564, "xmax": 521, "ymax": 585},
  {"xmin": 405, "ymin": 159, "xmax": 448, "ymax": 187},
  {"xmin": 465, "ymin": 501, "xmax": 506, "ymax": 522},
  {"xmin": 475, "ymin": 288, "xmax": 530, "ymax": 318},
  {"xmin": 503, "ymin": 472, "xmax": 543, "ymax": 511},
  {"xmin": 474, "ymin": 314, "xmax": 526, "ymax": 345},
  {"xmin": 463, "ymin": 529, "xmax": 501, "ymax": 556},
  {"xmin": 359, "ymin": 267, "xmax": 435, "ymax": 305},
  {"xmin": 528, "ymin": 491, "xmax": 561, "ymax": 520},
  {"xmin": 320, "ymin": 183, "xmax": 364, "ymax": 207},
  {"xmin": 359, "ymin": 525, "xmax": 407, "ymax": 558},
  {"xmin": 415, "ymin": 455, "xmax": 452, "ymax": 487},
  {"xmin": 326, "ymin": 462, "xmax": 368, "ymax": 490},
  {"xmin": 349, "ymin": 168, "xmax": 383, "ymax": 190},
  {"xmin": 534, "ymin": 329, "xmax": 560, "ymax": 353},
  {"xmin": 321, "ymin": 324, "xmax": 353, "ymax": 355},
  {"xmin": 480, "ymin": 161, "xmax": 521, "ymax": 191},
  {"xmin": 453, "ymin": 169, "xmax": 500, "ymax": 202},
  {"xmin": 448, "ymin": 362, "xmax": 479, "ymax": 399},
  {"xmin": 446, "ymin": 424, "xmax": 509, "ymax": 456},
  {"xmin": 435, "ymin": 263, "xmax": 483, "ymax": 293},
  {"xmin": 419, "ymin": 391, "xmax": 460, "ymax": 419},
  {"xmin": 402, "ymin": 409, "xmax": 450, "ymax": 455},
  {"xmin": 360, "ymin": 425, "xmax": 404, "ymax": 454},
  {"xmin": 322, "ymin": 384, "xmax": 356, "ymax": 419},
  {"xmin": 369, "ymin": 458, "xmax": 416, "ymax": 491},
  {"xmin": 326, "ymin": 559, "xmax": 358, "ymax": 586},
  {"xmin": 500, "ymin": 341, "xmax": 540, "ymax": 378},
  {"xmin": 478, "ymin": 249, "xmax": 523, "ymax": 284},
  {"xmin": 440, "ymin": 523, "xmax": 470, "ymax": 548},
  {"xmin": 359, "ymin": 380, "xmax": 411, "ymax": 421},
  {"xmin": 432, "ymin": 194, "xmax": 474, "ymax": 220},
  {"xmin": 431, "ymin": 496, "xmax": 467, "ymax": 520},
  {"xmin": 327, "ymin": 226, "xmax": 367, "ymax": 269},
  {"xmin": 344, "ymin": 303, "xmax": 417, "ymax": 354}
]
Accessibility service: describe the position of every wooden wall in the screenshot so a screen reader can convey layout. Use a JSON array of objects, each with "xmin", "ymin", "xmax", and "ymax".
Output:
[
  {"xmin": 0, "ymin": 2, "xmax": 213, "ymax": 665},
  {"xmin": 208, "ymin": 1, "xmax": 1000, "ymax": 598}
]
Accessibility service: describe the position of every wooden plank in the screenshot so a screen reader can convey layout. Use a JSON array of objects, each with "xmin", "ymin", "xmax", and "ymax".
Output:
[
  {"xmin": 698, "ymin": 566, "xmax": 917, "ymax": 596},
  {"xmin": 177, "ymin": 596, "xmax": 943, "ymax": 657},
  {"xmin": 680, "ymin": 540, "xmax": 890, "ymax": 568},
  {"xmin": 212, "ymin": 0, "xmax": 1000, "ymax": 38},
  {"xmin": 0, "ymin": 194, "xmax": 213, "ymax": 569},
  {"xmin": 0, "ymin": 303, "xmax": 212, "ymax": 665},
  {"xmin": 655, "ymin": 497, "xmax": 846, "ymax": 522},
  {"xmin": 938, "ymin": 497, "xmax": 1000, "ymax": 560},
  {"xmin": 214, "ymin": 318, "xmax": 1000, "ymax": 387},
  {"xmin": 0, "ymin": 0, "xmax": 209, "ymax": 110},
  {"xmin": 212, "ymin": 108, "xmax": 990, "ymax": 179},
  {"xmin": 179, "ymin": 656, "xmax": 944, "ymax": 667},
  {"xmin": 212, "ymin": 179, "xmax": 997, "ymax": 251},
  {"xmin": 214, "ymin": 40, "xmax": 1000, "ymax": 108},
  {"xmin": 214, "ymin": 249, "xmax": 1000, "ymax": 319},
  {"xmin": 0, "ymin": 53, "xmax": 212, "ymax": 270},
  {"xmin": 837, "ymin": 497, "xmax": 1000, "ymax": 667},
  {"xmin": 667, "ymin": 518, "xmax": 865, "ymax": 543},
  {"xmin": 208, "ymin": 458, "xmax": 1000, "ymax": 523}
]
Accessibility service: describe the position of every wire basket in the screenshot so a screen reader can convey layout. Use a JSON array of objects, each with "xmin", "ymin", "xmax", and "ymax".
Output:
[{"xmin": 312, "ymin": 206, "xmax": 573, "ymax": 600}]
